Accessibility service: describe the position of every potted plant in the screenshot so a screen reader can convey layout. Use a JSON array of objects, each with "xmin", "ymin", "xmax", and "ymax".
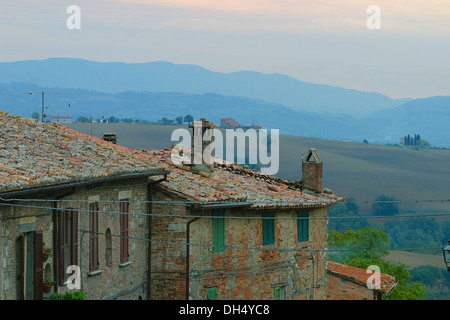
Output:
[
  {"xmin": 43, "ymin": 242, "xmax": 52, "ymax": 262},
  {"xmin": 43, "ymin": 277, "xmax": 56, "ymax": 294}
]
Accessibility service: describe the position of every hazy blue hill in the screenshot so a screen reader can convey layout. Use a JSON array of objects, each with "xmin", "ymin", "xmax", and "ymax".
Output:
[
  {"xmin": 1, "ymin": 82, "xmax": 449, "ymax": 147},
  {"xmin": 0, "ymin": 57, "xmax": 405, "ymax": 117},
  {"xmin": 369, "ymin": 96, "xmax": 450, "ymax": 147}
]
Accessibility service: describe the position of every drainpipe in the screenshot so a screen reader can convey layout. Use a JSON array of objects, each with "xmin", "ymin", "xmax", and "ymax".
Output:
[
  {"xmin": 147, "ymin": 174, "xmax": 167, "ymax": 300},
  {"xmin": 185, "ymin": 212, "xmax": 200, "ymax": 300}
]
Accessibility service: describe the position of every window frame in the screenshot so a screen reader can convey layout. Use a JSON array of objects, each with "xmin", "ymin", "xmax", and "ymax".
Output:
[
  {"xmin": 212, "ymin": 209, "xmax": 225, "ymax": 253},
  {"xmin": 262, "ymin": 212, "xmax": 275, "ymax": 245},
  {"xmin": 297, "ymin": 211, "xmax": 309, "ymax": 242}
]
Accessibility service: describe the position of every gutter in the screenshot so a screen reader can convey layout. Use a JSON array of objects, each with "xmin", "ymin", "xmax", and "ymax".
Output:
[
  {"xmin": 0, "ymin": 171, "xmax": 169, "ymax": 199},
  {"xmin": 186, "ymin": 211, "xmax": 200, "ymax": 300}
]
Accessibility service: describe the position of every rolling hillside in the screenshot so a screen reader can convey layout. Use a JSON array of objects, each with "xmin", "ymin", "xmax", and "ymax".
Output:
[{"xmin": 67, "ymin": 122, "xmax": 450, "ymax": 214}]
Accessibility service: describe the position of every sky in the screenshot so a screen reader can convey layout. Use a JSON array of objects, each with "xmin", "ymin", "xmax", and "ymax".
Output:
[{"xmin": 0, "ymin": 0, "xmax": 450, "ymax": 99}]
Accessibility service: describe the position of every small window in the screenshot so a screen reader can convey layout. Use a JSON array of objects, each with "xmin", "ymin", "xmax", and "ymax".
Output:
[
  {"xmin": 89, "ymin": 203, "xmax": 99, "ymax": 272},
  {"xmin": 262, "ymin": 212, "xmax": 275, "ymax": 245},
  {"xmin": 273, "ymin": 285, "xmax": 286, "ymax": 300},
  {"xmin": 206, "ymin": 288, "xmax": 217, "ymax": 300},
  {"xmin": 212, "ymin": 209, "xmax": 225, "ymax": 252},
  {"xmin": 297, "ymin": 212, "xmax": 309, "ymax": 242}
]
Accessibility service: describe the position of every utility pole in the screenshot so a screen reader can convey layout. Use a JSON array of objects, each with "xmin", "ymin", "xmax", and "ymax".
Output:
[{"xmin": 24, "ymin": 92, "xmax": 72, "ymax": 122}]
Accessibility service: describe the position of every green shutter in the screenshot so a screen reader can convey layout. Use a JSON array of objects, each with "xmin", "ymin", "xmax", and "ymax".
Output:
[
  {"xmin": 274, "ymin": 287, "xmax": 281, "ymax": 300},
  {"xmin": 262, "ymin": 212, "xmax": 275, "ymax": 245},
  {"xmin": 206, "ymin": 288, "xmax": 217, "ymax": 300},
  {"xmin": 212, "ymin": 209, "xmax": 225, "ymax": 252},
  {"xmin": 298, "ymin": 212, "xmax": 309, "ymax": 242}
]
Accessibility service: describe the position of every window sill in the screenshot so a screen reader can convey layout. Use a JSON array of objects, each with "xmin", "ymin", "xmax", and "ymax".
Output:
[
  {"xmin": 87, "ymin": 269, "xmax": 104, "ymax": 277},
  {"xmin": 119, "ymin": 261, "xmax": 133, "ymax": 268}
]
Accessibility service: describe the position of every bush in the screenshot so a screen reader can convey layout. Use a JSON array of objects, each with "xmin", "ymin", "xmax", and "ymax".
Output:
[{"xmin": 50, "ymin": 291, "xmax": 86, "ymax": 300}]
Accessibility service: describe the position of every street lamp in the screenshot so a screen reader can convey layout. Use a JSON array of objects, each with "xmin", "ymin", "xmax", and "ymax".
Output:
[{"xmin": 443, "ymin": 239, "xmax": 450, "ymax": 272}]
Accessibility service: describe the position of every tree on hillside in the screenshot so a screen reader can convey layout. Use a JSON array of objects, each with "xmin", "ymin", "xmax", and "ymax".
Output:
[
  {"xmin": 32, "ymin": 112, "xmax": 40, "ymax": 120},
  {"xmin": 77, "ymin": 116, "xmax": 90, "ymax": 123},
  {"xmin": 372, "ymin": 194, "xmax": 399, "ymax": 216},
  {"xmin": 175, "ymin": 116, "xmax": 184, "ymax": 124},
  {"xmin": 184, "ymin": 114, "xmax": 194, "ymax": 125}
]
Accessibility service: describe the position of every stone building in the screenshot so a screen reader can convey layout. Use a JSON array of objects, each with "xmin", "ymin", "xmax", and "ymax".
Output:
[
  {"xmin": 142, "ymin": 120, "xmax": 344, "ymax": 300},
  {"xmin": 326, "ymin": 261, "xmax": 397, "ymax": 300},
  {"xmin": 0, "ymin": 111, "xmax": 167, "ymax": 300}
]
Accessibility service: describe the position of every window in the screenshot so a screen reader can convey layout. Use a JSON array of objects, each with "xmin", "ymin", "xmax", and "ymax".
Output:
[
  {"xmin": 119, "ymin": 199, "xmax": 129, "ymax": 263},
  {"xmin": 105, "ymin": 228, "xmax": 112, "ymax": 268},
  {"xmin": 212, "ymin": 209, "xmax": 225, "ymax": 252},
  {"xmin": 273, "ymin": 285, "xmax": 286, "ymax": 300},
  {"xmin": 297, "ymin": 212, "xmax": 309, "ymax": 242},
  {"xmin": 89, "ymin": 203, "xmax": 99, "ymax": 271},
  {"xmin": 206, "ymin": 287, "xmax": 217, "ymax": 300},
  {"xmin": 57, "ymin": 209, "xmax": 78, "ymax": 286},
  {"xmin": 262, "ymin": 212, "xmax": 275, "ymax": 245},
  {"xmin": 18, "ymin": 231, "xmax": 44, "ymax": 300}
]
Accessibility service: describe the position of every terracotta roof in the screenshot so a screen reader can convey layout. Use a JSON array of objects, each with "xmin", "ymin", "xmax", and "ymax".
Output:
[
  {"xmin": 327, "ymin": 261, "xmax": 397, "ymax": 294},
  {"xmin": 143, "ymin": 148, "xmax": 344, "ymax": 209},
  {"xmin": 0, "ymin": 111, "xmax": 163, "ymax": 193}
]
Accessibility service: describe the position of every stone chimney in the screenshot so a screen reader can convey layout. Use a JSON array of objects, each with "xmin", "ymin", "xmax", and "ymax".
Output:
[
  {"xmin": 188, "ymin": 118, "xmax": 215, "ymax": 175},
  {"xmin": 302, "ymin": 148, "xmax": 323, "ymax": 191}
]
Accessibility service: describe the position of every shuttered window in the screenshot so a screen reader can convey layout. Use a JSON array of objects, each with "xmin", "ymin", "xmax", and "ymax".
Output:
[
  {"xmin": 34, "ymin": 231, "xmax": 44, "ymax": 300},
  {"xmin": 212, "ymin": 209, "xmax": 225, "ymax": 252},
  {"xmin": 206, "ymin": 288, "xmax": 217, "ymax": 300},
  {"xmin": 57, "ymin": 209, "xmax": 78, "ymax": 286},
  {"xmin": 262, "ymin": 212, "xmax": 275, "ymax": 245},
  {"xmin": 89, "ymin": 203, "xmax": 99, "ymax": 271},
  {"xmin": 120, "ymin": 199, "xmax": 130, "ymax": 263},
  {"xmin": 297, "ymin": 212, "xmax": 309, "ymax": 242}
]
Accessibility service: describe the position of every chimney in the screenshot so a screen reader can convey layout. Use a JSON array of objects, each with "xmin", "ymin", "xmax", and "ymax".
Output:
[
  {"xmin": 188, "ymin": 118, "xmax": 215, "ymax": 174},
  {"xmin": 302, "ymin": 148, "xmax": 323, "ymax": 191}
]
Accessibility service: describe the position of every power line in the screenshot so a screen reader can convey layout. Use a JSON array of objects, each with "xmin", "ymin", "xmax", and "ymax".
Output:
[
  {"xmin": 80, "ymin": 229, "xmax": 444, "ymax": 254},
  {"xmin": 1, "ymin": 201, "xmax": 449, "ymax": 221}
]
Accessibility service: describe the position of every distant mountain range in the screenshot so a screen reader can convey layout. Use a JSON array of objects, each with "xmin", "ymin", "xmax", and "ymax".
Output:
[
  {"xmin": 1, "ymin": 82, "xmax": 449, "ymax": 147},
  {"xmin": 0, "ymin": 58, "xmax": 449, "ymax": 147},
  {"xmin": 0, "ymin": 57, "xmax": 409, "ymax": 117}
]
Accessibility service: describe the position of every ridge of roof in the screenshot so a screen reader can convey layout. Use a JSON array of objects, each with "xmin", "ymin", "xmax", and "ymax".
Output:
[{"xmin": 143, "ymin": 148, "xmax": 344, "ymax": 209}]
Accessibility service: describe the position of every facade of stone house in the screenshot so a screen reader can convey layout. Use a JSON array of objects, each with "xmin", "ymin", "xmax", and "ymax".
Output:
[
  {"xmin": 0, "ymin": 111, "xmax": 166, "ymax": 300},
  {"xmin": 143, "ymin": 119, "xmax": 344, "ymax": 300},
  {"xmin": 326, "ymin": 261, "xmax": 397, "ymax": 300}
]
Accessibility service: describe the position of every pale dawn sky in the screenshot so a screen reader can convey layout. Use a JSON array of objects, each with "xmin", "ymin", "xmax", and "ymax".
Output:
[{"xmin": 0, "ymin": 0, "xmax": 449, "ymax": 99}]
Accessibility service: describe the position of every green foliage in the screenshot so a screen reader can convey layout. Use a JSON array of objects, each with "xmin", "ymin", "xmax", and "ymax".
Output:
[
  {"xmin": 329, "ymin": 227, "xmax": 426, "ymax": 300},
  {"xmin": 183, "ymin": 114, "xmax": 194, "ymax": 124},
  {"xmin": 49, "ymin": 291, "xmax": 86, "ymax": 300},
  {"xmin": 382, "ymin": 217, "xmax": 445, "ymax": 254},
  {"xmin": 372, "ymin": 194, "xmax": 399, "ymax": 216},
  {"xmin": 31, "ymin": 111, "xmax": 40, "ymax": 120},
  {"xmin": 175, "ymin": 116, "xmax": 184, "ymax": 124},
  {"xmin": 328, "ymin": 199, "xmax": 369, "ymax": 232},
  {"xmin": 77, "ymin": 116, "xmax": 90, "ymax": 123}
]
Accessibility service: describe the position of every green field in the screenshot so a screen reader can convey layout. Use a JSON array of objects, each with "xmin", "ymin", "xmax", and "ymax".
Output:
[
  {"xmin": 384, "ymin": 251, "xmax": 446, "ymax": 269},
  {"xmin": 68, "ymin": 122, "xmax": 450, "ymax": 214}
]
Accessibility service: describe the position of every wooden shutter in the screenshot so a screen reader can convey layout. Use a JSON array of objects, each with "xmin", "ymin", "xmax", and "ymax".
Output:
[
  {"xmin": 120, "ymin": 200, "xmax": 129, "ymax": 263},
  {"xmin": 298, "ymin": 212, "xmax": 309, "ymax": 242},
  {"xmin": 17, "ymin": 235, "xmax": 25, "ymax": 300},
  {"xmin": 89, "ymin": 204, "xmax": 99, "ymax": 271},
  {"xmin": 34, "ymin": 231, "xmax": 44, "ymax": 300},
  {"xmin": 72, "ymin": 211, "xmax": 79, "ymax": 266},
  {"xmin": 206, "ymin": 288, "xmax": 217, "ymax": 300},
  {"xmin": 274, "ymin": 287, "xmax": 281, "ymax": 300},
  {"xmin": 262, "ymin": 212, "xmax": 275, "ymax": 245},
  {"xmin": 212, "ymin": 210, "xmax": 225, "ymax": 252},
  {"xmin": 57, "ymin": 210, "xmax": 65, "ymax": 286}
]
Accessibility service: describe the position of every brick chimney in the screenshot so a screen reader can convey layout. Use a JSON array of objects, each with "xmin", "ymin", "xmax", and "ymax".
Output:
[
  {"xmin": 302, "ymin": 148, "xmax": 323, "ymax": 191},
  {"xmin": 188, "ymin": 118, "xmax": 215, "ymax": 175}
]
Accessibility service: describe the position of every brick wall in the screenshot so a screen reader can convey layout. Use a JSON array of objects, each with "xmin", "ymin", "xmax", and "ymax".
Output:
[
  {"xmin": 326, "ymin": 273, "xmax": 377, "ymax": 300},
  {"xmin": 0, "ymin": 176, "xmax": 150, "ymax": 300},
  {"xmin": 149, "ymin": 186, "xmax": 331, "ymax": 301}
]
